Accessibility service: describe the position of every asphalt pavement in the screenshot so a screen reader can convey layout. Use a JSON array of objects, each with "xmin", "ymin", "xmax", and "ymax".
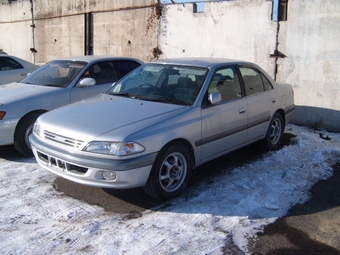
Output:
[{"xmin": 248, "ymin": 163, "xmax": 340, "ymax": 255}]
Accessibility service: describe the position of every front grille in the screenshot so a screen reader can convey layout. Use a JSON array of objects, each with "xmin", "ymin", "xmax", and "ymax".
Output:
[
  {"xmin": 43, "ymin": 130, "xmax": 86, "ymax": 149},
  {"xmin": 37, "ymin": 151, "xmax": 88, "ymax": 175}
]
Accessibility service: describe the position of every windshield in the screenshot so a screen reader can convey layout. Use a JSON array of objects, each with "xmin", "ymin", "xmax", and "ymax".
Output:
[
  {"xmin": 20, "ymin": 60, "xmax": 87, "ymax": 88},
  {"xmin": 107, "ymin": 64, "xmax": 208, "ymax": 105}
]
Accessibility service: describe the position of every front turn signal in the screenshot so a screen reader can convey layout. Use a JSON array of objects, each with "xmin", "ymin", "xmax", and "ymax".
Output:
[{"xmin": 0, "ymin": 111, "xmax": 6, "ymax": 120}]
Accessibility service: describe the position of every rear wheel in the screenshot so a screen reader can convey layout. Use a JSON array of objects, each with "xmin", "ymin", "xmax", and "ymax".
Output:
[
  {"xmin": 143, "ymin": 142, "xmax": 193, "ymax": 200},
  {"xmin": 262, "ymin": 112, "xmax": 284, "ymax": 150},
  {"xmin": 14, "ymin": 112, "xmax": 41, "ymax": 157}
]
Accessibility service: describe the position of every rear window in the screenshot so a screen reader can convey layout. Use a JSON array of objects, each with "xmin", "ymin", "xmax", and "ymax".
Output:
[{"xmin": 0, "ymin": 57, "xmax": 23, "ymax": 71}]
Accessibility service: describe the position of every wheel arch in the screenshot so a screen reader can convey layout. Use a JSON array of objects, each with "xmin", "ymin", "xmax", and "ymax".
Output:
[
  {"xmin": 160, "ymin": 138, "xmax": 196, "ymax": 170},
  {"xmin": 14, "ymin": 109, "xmax": 48, "ymax": 137},
  {"xmin": 275, "ymin": 109, "xmax": 286, "ymax": 126}
]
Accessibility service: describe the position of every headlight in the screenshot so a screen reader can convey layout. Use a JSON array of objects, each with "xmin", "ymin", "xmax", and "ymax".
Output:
[
  {"xmin": 84, "ymin": 141, "xmax": 145, "ymax": 155},
  {"xmin": 33, "ymin": 122, "xmax": 42, "ymax": 137}
]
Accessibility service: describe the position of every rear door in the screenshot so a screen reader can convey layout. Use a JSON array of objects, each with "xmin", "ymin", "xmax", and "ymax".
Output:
[
  {"xmin": 0, "ymin": 56, "xmax": 27, "ymax": 84},
  {"xmin": 239, "ymin": 66, "xmax": 278, "ymax": 143},
  {"xmin": 200, "ymin": 65, "xmax": 248, "ymax": 162}
]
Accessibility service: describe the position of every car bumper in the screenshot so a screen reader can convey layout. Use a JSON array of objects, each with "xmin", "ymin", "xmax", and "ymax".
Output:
[
  {"xmin": 285, "ymin": 104, "xmax": 296, "ymax": 124},
  {"xmin": 0, "ymin": 118, "xmax": 19, "ymax": 146},
  {"xmin": 29, "ymin": 134, "xmax": 156, "ymax": 189}
]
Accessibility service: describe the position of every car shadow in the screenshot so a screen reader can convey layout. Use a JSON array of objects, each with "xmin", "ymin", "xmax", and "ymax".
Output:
[
  {"xmin": 0, "ymin": 145, "xmax": 21, "ymax": 159},
  {"xmin": 0, "ymin": 145, "xmax": 35, "ymax": 163}
]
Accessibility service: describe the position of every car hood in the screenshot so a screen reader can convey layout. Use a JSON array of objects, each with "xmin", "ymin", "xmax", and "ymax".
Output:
[
  {"xmin": 0, "ymin": 82, "xmax": 61, "ymax": 104},
  {"xmin": 37, "ymin": 94, "xmax": 189, "ymax": 143}
]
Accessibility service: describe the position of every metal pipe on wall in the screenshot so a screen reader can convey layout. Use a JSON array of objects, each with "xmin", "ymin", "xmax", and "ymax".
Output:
[
  {"xmin": 84, "ymin": 12, "xmax": 93, "ymax": 55},
  {"xmin": 30, "ymin": 0, "xmax": 36, "ymax": 63}
]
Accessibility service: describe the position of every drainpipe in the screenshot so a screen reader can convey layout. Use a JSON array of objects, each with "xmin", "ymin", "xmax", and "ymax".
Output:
[
  {"xmin": 29, "ymin": 0, "xmax": 37, "ymax": 63},
  {"xmin": 270, "ymin": 0, "xmax": 286, "ymax": 81},
  {"xmin": 273, "ymin": 21, "xmax": 280, "ymax": 81},
  {"xmin": 84, "ymin": 12, "xmax": 93, "ymax": 55}
]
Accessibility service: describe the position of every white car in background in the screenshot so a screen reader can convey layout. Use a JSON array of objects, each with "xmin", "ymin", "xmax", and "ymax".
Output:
[
  {"xmin": 0, "ymin": 55, "xmax": 143, "ymax": 156},
  {"xmin": 0, "ymin": 54, "xmax": 39, "ymax": 85}
]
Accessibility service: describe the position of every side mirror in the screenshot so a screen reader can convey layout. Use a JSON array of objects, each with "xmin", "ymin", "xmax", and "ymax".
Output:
[
  {"xmin": 78, "ymin": 78, "xmax": 96, "ymax": 87},
  {"xmin": 208, "ymin": 92, "xmax": 222, "ymax": 105}
]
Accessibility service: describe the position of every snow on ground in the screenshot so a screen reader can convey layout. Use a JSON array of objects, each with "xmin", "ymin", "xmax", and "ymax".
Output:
[{"xmin": 0, "ymin": 124, "xmax": 340, "ymax": 254}]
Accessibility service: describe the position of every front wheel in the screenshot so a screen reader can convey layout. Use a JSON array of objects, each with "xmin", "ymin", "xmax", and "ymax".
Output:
[
  {"xmin": 14, "ymin": 112, "xmax": 42, "ymax": 157},
  {"xmin": 143, "ymin": 142, "xmax": 193, "ymax": 200},
  {"xmin": 261, "ymin": 112, "xmax": 284, "ymax": 150}
]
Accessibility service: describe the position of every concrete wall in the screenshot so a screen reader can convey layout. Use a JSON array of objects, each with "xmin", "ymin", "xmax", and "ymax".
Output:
[
  {"xmin": 0, "ymin": 0, "xmax": 159, "ymax": 64},
  {"xmin": 0, "ymin": 1, "xmax": 34, "ymax": 63},
  {"xmin": 277, "ymin": 0, "xmax": 340, "ymax": 131},
  {"xmin": 91, "ymin": 6, "xmax": 159, "ymax": 60},
  {"xmin": 1, "ymin": 0, "xmax": 339, "ymax": 131}
]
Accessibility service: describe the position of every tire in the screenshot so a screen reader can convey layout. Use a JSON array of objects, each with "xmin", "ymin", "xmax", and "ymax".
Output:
[
  {"xmin": 143, "ymin": 142, "xmax": 193, "ymax": 200},
  {"xmin": 262, "ymin": 112, "xmax": 284, "ymax": 151},
  {"xmin": 14, "ymin": 112, "xmax": 41, "ymax": 157}
]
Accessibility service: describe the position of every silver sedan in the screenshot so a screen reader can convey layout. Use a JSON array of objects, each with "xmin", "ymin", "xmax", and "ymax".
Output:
[
  {"xmin": 30, "ymin": 58, "xmax": 295, "ymax": 200},
  {"xmin": 0, "ymin": 55, "xmax": 143, "ymax": 156}
]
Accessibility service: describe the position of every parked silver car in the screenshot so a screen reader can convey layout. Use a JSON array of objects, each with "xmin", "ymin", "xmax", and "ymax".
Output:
[
  {"xmin": 0, "ymin": 55, "xmax": 143, "ymax": 156},
  {"xmin": 30, "ymin": 58, "xmax": 295, "ymax": 200},
  {"xmin": 0, "ymin": 54, "xmax": 39, "ymax": 85}
]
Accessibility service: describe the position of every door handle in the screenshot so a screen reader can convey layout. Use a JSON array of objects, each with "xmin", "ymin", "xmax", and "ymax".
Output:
[{"xmin": 239, "ymin": 108, "xmax": 246, "ymax": 114}]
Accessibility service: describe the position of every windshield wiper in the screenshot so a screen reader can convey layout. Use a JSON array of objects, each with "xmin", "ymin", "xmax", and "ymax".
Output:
[
  {"xmin": 143, "ymin": 97, "xmax": 191, "ymax": 105},
  {"xmin": 109, "ymin": 92, "xmax": 147, "ymax": 99},
  {"xmin": 43, "ymin": 84, "xmax": 61, "ymax": 87},
  {"xmin": 109, "ymin": 92, "xmax": 130, "ymax": 97}
]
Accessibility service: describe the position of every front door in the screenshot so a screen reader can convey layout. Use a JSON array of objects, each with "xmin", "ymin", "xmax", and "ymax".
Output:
[{"xmin": 200, "ymin": 66, "xmax": 248, "ymax": 162}]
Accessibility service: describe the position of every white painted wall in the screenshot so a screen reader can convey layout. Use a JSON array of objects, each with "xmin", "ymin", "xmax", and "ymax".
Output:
[
  {"xmin": 277, "ymin": 0, "xmax": 340, "ymax": 130},
  {"xmin": 159, "ymin": 1, "xmax": 277, "ymax": 77},
  {"xmin": 159, "ymin": 0, "xmax": 340, "ymax": 131},
  {"xmin": 278, "ymin": 0, "xmax": 340, "ymax": 109}
]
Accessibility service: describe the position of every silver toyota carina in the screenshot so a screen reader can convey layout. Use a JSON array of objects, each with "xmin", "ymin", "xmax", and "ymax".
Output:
[{"xmin": 30, "ymin": 58, "xmax": 295, "ymax": 200}]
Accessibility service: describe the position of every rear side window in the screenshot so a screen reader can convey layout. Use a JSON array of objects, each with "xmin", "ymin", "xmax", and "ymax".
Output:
[
  {"xmin": 0, "ymin": 57, "xmax": 23, "ymax": 71},
  {"xmin": 240, "ymin": 67, "xmax": 273, "ymax": 96},
  {"xmin": 85, "ymin": 61, "xmax": 118, "ymax": 85},
  {"xmin": 115, "ymin": 60, "xmax": 141, "ymax": 79},
  {"xmin": 261, "ymin": 73, "xmax": 273, "ymax": 91}
]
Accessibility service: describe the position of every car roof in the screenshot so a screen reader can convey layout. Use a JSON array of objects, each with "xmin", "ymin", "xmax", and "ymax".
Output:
[
  {"xmin": 51, "ymin": 55, "xmax": 144, "ymax": 64},
  {"xmin": 149, "ymin": 57, "xmax": 254, "ymax": 68}
]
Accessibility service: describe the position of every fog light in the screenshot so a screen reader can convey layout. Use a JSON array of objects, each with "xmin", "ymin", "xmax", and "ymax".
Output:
[{"xmin": 102, "ymin": 171, "xmax": 116, "ymax": 180}]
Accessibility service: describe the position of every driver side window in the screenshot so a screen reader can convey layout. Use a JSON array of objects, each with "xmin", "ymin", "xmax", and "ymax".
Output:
[{"xmin": 208, "ymin": 66, "xmax": 242, "ymax": 102}]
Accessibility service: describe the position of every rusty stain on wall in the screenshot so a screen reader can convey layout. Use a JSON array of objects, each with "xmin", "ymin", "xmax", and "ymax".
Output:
[{"xmin": 146, "ymin": 3, "xmax": 163, "ymax": 36}]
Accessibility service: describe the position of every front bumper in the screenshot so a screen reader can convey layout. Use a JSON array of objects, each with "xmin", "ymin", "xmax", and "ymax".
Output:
[
  {"xmin": 29, "ymin": 134, "xmax": 156, "ymax": 189},
  {"xmin": 0, "ymin": 117, "xmax": 19, "ymax": 146}
]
